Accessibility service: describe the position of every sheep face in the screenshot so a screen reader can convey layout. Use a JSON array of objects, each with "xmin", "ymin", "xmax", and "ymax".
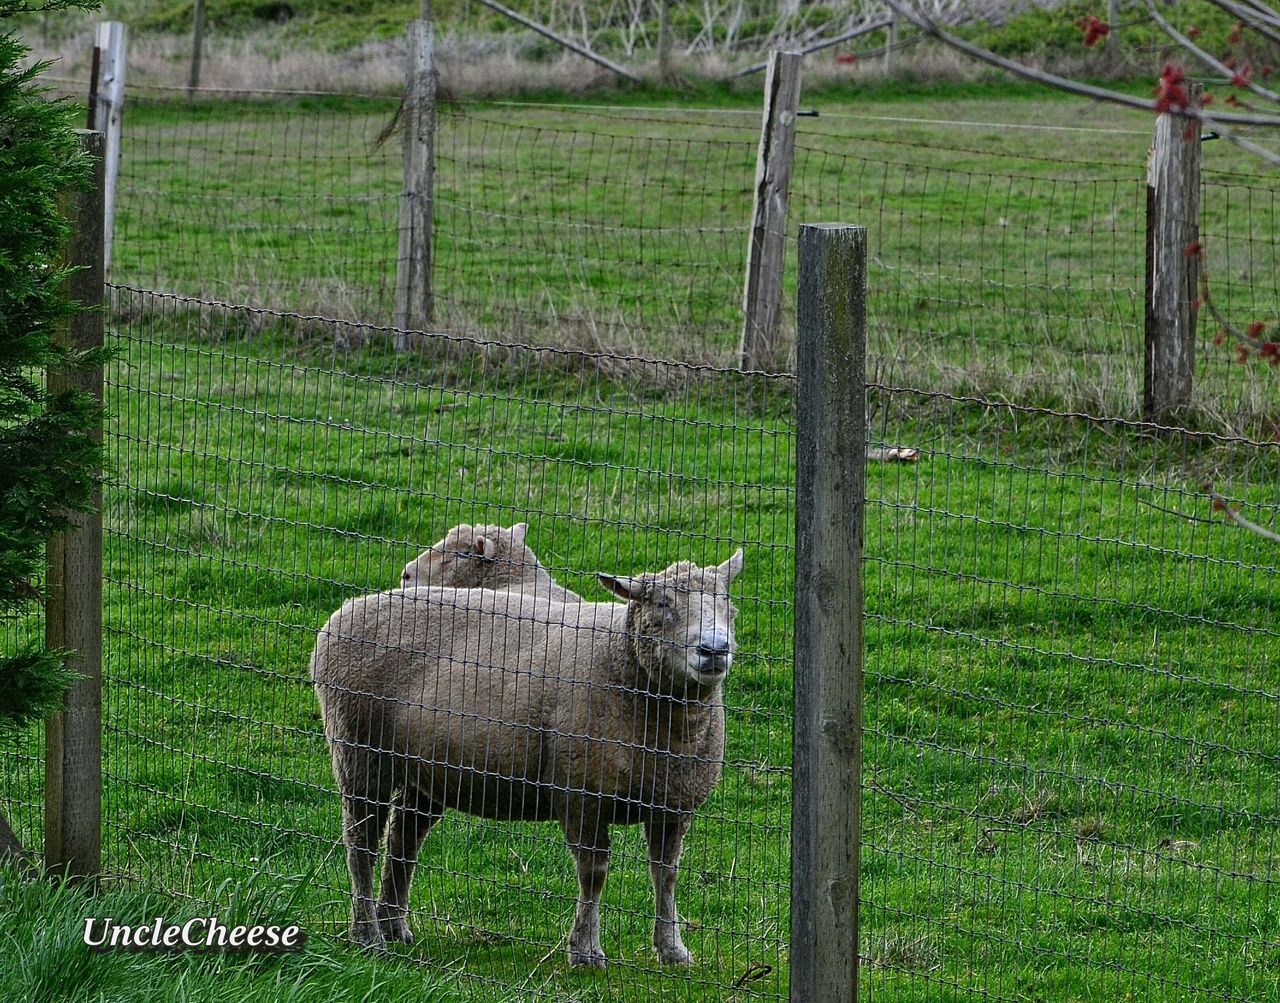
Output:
[
  {"xmin": 400, "ymin": 522, "xmax": 530, "ymax": 589},
  {"xmin": 599, "ymin": 548, "xmax": 744, "ymax": 695}
]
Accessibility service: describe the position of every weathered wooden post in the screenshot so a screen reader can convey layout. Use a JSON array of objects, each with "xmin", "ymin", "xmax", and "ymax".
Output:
[
  {"xmin": 1144, "ymin": 84, "xmax": 1202, "ymax": 422},
  {"xmin": 883, "ymin": 15, "xmax": 897, "ymax": 75},
  {"xmin": 740, "ymin": 50, "xmax": 802, "ymax": 370},
  {"xmin": 89, "ymin": 21, "xmax": 127, "ymax": 279},
  {"xmin": 657, "ymin": 0, "xmax": 673, "ymax": 83},
  {"xmin": 188, "ymin": 0, "xmax": 205, "ymax": 96},
  {"xmin": 45, "ymin": 131, "xmax": 106, "ymax": 880},
  {"xmin": 793, "ymin": 223, "xmax": 866, "ymax": 1003},
  {"xmin": 393, "ymin": 19, "xmax": 436, "ymax": 348}
]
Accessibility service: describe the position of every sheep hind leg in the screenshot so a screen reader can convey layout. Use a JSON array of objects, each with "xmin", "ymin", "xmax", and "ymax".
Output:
[
  {"xmin": 644, "ymin": 813, "xmax": 694, "ymax": 966},
  {"xmin": 563, "ymin": 818, "xmax": 611, "ymax": 969},
  {"xmin": 377, "ymin": 785, "xmax": 442, "ymax": 945},
  {"xmin": 340, "ymin": 785, "xmax": 393, "ymax": 949}
]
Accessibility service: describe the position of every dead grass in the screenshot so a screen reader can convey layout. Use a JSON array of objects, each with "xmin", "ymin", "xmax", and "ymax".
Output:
[
  {"xmin": 24, "ymin": 21, "xmax": 623, "ymax": 97},
  {"xmin": 22, "ymin": 16, "xmax": 1093, "ymax": 101}
]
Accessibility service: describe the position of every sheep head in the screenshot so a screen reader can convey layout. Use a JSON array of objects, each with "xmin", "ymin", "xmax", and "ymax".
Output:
[
  {"xmin": 400, "ymin": 522, "xmax": 534, "ymax": 589},
  {"xmin": 598, "ymin": 549, "xmax": 744, "ymax": 697}
]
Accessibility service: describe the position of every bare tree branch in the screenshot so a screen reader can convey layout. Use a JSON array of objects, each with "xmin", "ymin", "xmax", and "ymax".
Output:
[
  {"xmin": 1139, "ymin": 492, "xmax": 1280, "ymax": 544},
  {"xmin": 1144, "ymin": 0, "xmax": 1280, "ymax": 105},
  {"xmin": 1205, "ymin": 0, "xmax": 1280, "ymax": 48},
  {"xmin": 1236, "ymin": 0, "xmax": 1280, "ymax": 29},
  {"xmin": 1211, "ymin": 494, "xmax": 1280, "ymax": 543},
  {"xmin": 880, "ymin": 0, "xmax": 1280, "ymax": 128},
  {"xmin": 1199, "ymin": 112, "xmax": 1280, "ymax": 166}
]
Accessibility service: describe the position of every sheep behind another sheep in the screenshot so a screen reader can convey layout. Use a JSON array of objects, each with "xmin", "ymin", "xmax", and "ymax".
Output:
[
  {"xmin": 312, "ymin": 549, "xmax": 744, "ymax": 968},
  {"xmin": 399, "ymin": 522, "xmax": 582, "ymax": 603}
]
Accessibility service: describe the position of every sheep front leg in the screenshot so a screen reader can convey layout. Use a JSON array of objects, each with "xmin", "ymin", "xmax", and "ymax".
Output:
[
  {"xmin": 564, "ymin": 819, "xmax": 611, "ymax": 969},
  {"xmin": 341, "ymin": 791, "xmax": 391, "ymax": 948},
  {"xmin": 376, "ymin": 786, "xmax": 442, "ymax": 945},
  {"xmin": 644, "ymin": 814, "xmax": 694, "ymax": 966}
]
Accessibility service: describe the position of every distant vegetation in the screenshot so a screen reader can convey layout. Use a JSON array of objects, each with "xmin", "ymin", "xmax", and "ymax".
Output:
[{"xmin": 20, "ymin": 0, "xmax": 1266, "ymax": 78}]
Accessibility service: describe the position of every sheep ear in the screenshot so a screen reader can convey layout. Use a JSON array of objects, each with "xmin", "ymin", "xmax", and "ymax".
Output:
[
  {"xmin": 716, "ymin": 548, "xmax": 744, "ymax": 586},
  {"xmin": 473, "ymin": 535, "xmax": 498, "ymax": 560},
  {"xmin": 508, "ymin": 522, "xmax": 528, "ymax": 547},
  {"xmin": 597, "ymin": 573, "xmax": 643, "ymax": 602}
]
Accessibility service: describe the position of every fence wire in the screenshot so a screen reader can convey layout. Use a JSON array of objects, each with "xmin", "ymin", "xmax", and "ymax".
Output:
[
  {"xmin": 97, "ymin": 89, "xmax": 1278, "ymax": 427},
  {"xmin": 863, "ymin": 386, "xmax": 1280, "ymax": 1001},
  {"xmin": 0, "ymin": 611, "xmax": 46, "ymax": 856},
  {"xmin": 58, "ymin": 284, "xmax": 1279, "ymax": 1000},
  {"xmin": 98, "ymin": 284, "xmax": 794, "ymax": 999}
]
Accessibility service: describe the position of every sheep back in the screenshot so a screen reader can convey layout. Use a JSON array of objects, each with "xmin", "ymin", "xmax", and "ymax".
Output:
[{"xmin": 311, "ymin": 588, "xmax": 723, "ymax": 825}]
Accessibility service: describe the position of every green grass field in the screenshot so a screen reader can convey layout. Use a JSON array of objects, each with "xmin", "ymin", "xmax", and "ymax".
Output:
[
  {"xmin": 6, "ymin": 278, "xmax": 1279, "ymax": 1000},
  {"xmin": 107, "ymin": 84, "xmax": 1280, "ymax": 431},
  {"xmin": 3, "ymin": 82, "xmax": 1279, "ymax": 1001}
]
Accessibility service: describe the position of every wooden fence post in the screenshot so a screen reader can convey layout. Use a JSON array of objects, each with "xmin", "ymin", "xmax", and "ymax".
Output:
[
  {"xmin": 793, "ymin": 223, "xmax": 866, "ymax": 1003},
  {"xmin": 1144, "ymin": 84, "xmax": 1202, "ymax": 422},
  {"xmin": 188, "ymin": 0, "xmax": 205, "ymax": 96},
  {"xmin": 45, "ymin": 131, "xmax": 106, "ymax": 880},
  {"xmin": 740, "ymin": 50, "xmax": 802, "ymax": 370},
  {"xmin": 883, "ymin": 15, "xmax": 897, "ymax": 74},
  {"xmin": 90, "ymin": 21, "xmax": 127, "ymax": 279},
  {"xmin": 657, "ymin": 0, "xmax": 673, "ymax": 83},
  {"xmin": 393, "ymin": 19, "xmax": 436, "ymax": 348}
]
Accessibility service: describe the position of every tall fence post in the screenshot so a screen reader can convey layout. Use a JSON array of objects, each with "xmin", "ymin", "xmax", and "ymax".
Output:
[
  {"xmin": 883, "ymin": 15, "xmax": 897, "ymax": 74},
  {"xmin": 393, "ymin": 19, "xmax": 436, "ymax": 348},
  {"xmin": 740, "ymin": 49, "xmax": 802, "ymax": 370},
  {"xmin": 45, "ymin": 130, "xmax": 106, "ymax": 880},
  {"xmin": 188, "ymin": 0, "xmax": 205, "ymax": 96},
  {"xmin": 657, "ymin": 0, "xmax": 673, "ymax": 83},
  {"xmin": 1144, "ymin": 85, "xmax": 1202, "ymax": 422},
  {"xmin": 89, "ymin": 21, "xmax": 127, "ymax": 279},
  {"xmin": 792, "ymin": 223, "xmax": 866, "ymax": 1003}
]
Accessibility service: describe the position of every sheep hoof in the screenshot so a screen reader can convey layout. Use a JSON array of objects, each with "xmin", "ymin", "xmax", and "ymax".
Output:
[
  {"xmin": 568, "ymin": 946, "xmax": 608, "ymax": 969},
  {"xmin": 379, "ymin": 917, "xmax": 415, "ymax": 945},
  {"xmin": 658, "ymin": 945, "xmax": 694, "ymax": 967},
  {"xmin": 349, "ymin": 921, "xmax": 386, "ymax": 950}
]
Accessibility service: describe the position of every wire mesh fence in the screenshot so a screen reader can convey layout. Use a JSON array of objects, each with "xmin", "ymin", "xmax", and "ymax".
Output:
[
  {"xmin": 96, "ymin": 284, "xmax": 795, "ymax": 999},
  {"xmin": 87, "ymin": 86, "xmax": 1277, "ymax": 426},
  {"xmin": 862, "ymin": 386, "xmax": 1280, "ymax": 1001},
  {"xmin": 0, "ymin": 617, "xmax": 46, "ymax": 856},
  {"xmin": 5, "ymin": 281, "xmax": 1264, "ymax": 998}
]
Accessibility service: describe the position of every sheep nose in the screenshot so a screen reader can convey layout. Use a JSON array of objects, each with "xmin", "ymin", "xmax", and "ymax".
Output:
[{"xmin": 697, "ymin": 641, "xmax": 731, "ymax": 659}]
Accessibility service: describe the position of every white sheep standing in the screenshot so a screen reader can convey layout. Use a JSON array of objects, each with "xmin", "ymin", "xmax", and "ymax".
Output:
[
  {"xmin": 399, "ymin": 522, "xmax": 583, "ymax": 603},
  {"xmin": 311, "ymin": 549, "xmax": 744, "ymax": 968}
]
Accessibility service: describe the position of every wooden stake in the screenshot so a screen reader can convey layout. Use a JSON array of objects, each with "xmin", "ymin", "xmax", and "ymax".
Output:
[
  {"xmin": 1144, "ymin": 85, "xmax": 1202, "ymax": 421},
  {"xmin": 90, "ymin": 22, "xmax": 127, "ymax": 279},
  {"xmin": 188, "ymin": 0, "xmax": 205, "ymax": 96},
  {"xmin": 45, "ymin": 131, "xmax": 106, "ymax": 881},
  {"xmin": 792, "ymin": 222, "xmax": 866, "ymax": 1003},
  {"xmin": 394, "ymin": 20, "xmax": 437, "ymax": 346},
  {"xmin": 741, "ymin": 50, "xmax": 802, "ymax": 370}
]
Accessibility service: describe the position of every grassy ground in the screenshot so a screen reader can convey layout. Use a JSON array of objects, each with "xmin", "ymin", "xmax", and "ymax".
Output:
[
  {"xmin": 0, "ymin": 865, "xmax": 460, "ymax": 1002},
  {"xmin": 4, "ymin": 290, "xmax": 1278, "ymax": 1000},
  {"xmin": 97, "ymin": 84, "xmax": 1279, "ymax": 432}
]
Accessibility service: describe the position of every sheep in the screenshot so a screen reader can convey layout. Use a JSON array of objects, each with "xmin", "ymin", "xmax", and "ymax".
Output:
[
  {"xmin": 399, "ymin": 522, "xmax": 582, "ymax": 604},
  {"xmin": 311, "ymin": 548, "xmax": 744, "ymax": 968}
]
